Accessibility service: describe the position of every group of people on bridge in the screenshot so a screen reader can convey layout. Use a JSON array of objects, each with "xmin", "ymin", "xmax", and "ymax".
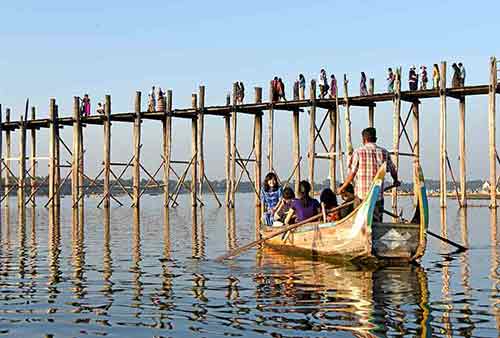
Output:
[{"xmin": 261, "ymin": 127, "xmax": 400, "ymax": 227}]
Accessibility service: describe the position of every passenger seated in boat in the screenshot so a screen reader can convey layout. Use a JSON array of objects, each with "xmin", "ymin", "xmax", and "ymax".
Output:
[
  {"xmin": 320, "ymin": 188, "xmax": 340, "ymax": 222},
  {"xmin": 261, "ymin": 172, "xmax": 283, "ymax": 225},
  {"xmin": 339, "ymin": 183, "xmax": 355, "ymax": 219},
  {"xmin": 272, "ymin": 187, "xmax": 295, "ymax": 226},
  {"xmin": 285, "ymin": 180, "xmax": 320, "ymax": 225}
]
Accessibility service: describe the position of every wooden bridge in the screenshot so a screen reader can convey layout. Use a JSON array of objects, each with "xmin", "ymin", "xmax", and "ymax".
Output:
[{"xmin": 1, "ymin": 58, "xmax": 500, "ymax": 232}]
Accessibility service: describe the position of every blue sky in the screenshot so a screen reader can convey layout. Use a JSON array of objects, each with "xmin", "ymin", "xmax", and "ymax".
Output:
[{"xmin": 1, "ymin": 0, "xmax": 499, "ymax": 181}]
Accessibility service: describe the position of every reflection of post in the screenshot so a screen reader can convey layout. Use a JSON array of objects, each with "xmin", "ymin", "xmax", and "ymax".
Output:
[
  {"xmin": 132, "ymin": 208, "xmax": 142, "ymax": 305},
  {"xmin": 103, "ymin": 207, "xmax": 113, "ymax": 297},
  {"xmin": 459, "ymin": 208, "xmax": 472, "ymax": 332},
  {"xmin": 440, "ymin": 208, "xmax": 453, "ymax": 337},
  {"xmin": 490, "ymin": 209, "xmax": 499, "ymax": 331},
  {"xmin": 71, "ymin": 203, "xmax": 85, "ymax": 298},
  {"xmin": 17, "ymin": 194, "xmax": 26, "ymax": 278},
  {"xmin": 29, "ymin": 207, "xmax": 38, "ymax": 278}
]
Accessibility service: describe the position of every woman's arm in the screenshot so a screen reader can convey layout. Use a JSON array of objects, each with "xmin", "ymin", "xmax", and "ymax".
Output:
[
  {"xmin": 321, "ymin": 203, "xmax": 327, "ymax": 222},
  {"xmin": 284, "ymin": 209, "xmax": 295, "ymax": 225}
]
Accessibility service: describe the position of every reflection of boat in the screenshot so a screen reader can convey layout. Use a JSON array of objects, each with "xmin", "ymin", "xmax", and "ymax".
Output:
[
  {"xmin": 256, "ymin": 247, "xmax": 430, "ymax": 337},
  {"xmin": 261, "ymin": 164, "xmax": 428, "ymax": 263}
]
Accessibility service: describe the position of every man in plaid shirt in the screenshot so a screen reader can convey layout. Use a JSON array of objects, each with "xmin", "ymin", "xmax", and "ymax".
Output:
[{"xmin": 338, "ymin": 128, "xmax": 400, "ymax": 221}]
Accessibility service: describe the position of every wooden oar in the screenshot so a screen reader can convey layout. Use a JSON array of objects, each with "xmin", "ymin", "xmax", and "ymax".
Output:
[
  {"xmin": 382, "ymin": 209, "xmax": 468, "ymax": 252},
  {"xmin": 215, "ymin": 213, "xmax": 322, "ymax": 262}
]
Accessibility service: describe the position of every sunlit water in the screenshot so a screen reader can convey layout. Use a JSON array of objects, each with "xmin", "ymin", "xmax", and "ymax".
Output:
[{"xmin": 0, "ymin": 193, "xmax": 498, "ymax": 337}]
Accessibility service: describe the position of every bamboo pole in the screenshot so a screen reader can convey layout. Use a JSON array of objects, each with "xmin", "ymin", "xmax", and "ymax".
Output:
[
  {"xmin": 368, "ymin": 78, "xmax": 375, "ymax": 127},
  {"xmin": 30, "ymin": 107, "xmax": 36, "ymax": 208},
  {"xmin": 254, "ymin": 87, "xmax": 263, "ymax": 239},
  {"xmin": 191, "ymin": 93, "xmax": 198, "ymax": 208},
  {"xmin": 292, "ymin": 108, "xmax": 301, "ymax": 193},
  {"xmin": 72, "ymin": 97, "xmax": 80, "ymax": 216},
  {"xmin": 308, "ymin": 79, "xmax": 316, "ymax": 195},
  {"xmin": 4, "ymin": 108, "xmax": 11, "ymax": 207},
  {"xmin": 48, "ymin": 99, "xmax": 56, "ymax": 222},
  {"xmin": 133, "ymin": 91, "xmax": 142, "ymax": 209},
  {"xmin": 197, "ymin": 86, "xmax": 205, "ymax": 204},
  {"xmin": 230, "ymin": 84, "xmax": 237, "ymax": 207},
  {"xmin": 439, "ymin": 61, "xmax": 447, "ymax": 208},
  {"xmin": 163, "ymin": 90, "xmax": 172, "ymax": 209},
  {"xmin": 392, "ymin": 68, "xmax": 402, "ymax": 214},
  {"xmin": 343, "ymin": 75, "xmax": 353, "ymax": 157},
  {"xmin": 224, "ymin": 94, "xmax": 231, "ymax": 207},
  {"xmin": 268, "ymin": 80, "xmax": 274, "ymax": 172},
  {"xmin": 103, "ymin": 95, "xmax": 111, "ymax": 208},
  {"xmin": 17, "ymin": 116, "xmax": 26, "ymax": 210},
  {"xmin": 489, "ymin": 57, "xmax": 497, "ymax": 208},
  {"xmin": 459, "ymin": 96, "xmax": 467, "ymax": 207}
]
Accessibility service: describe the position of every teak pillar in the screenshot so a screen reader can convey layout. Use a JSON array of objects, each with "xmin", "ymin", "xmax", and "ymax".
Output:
[
  {"xmin": 224, "ymin": 94, "xmax": 231, "ymax": 207},
  {"xmin": 392, "ymin": 69, "xmax": 401, "ymax": 214},
  {"xmin": 343, "ymin": 75, "xmax": 353, "ymax": 157},
  {"xmin": 0, "ymin": 104, "xmax": 2, "ymax": 208},
  {"xmin": 412, "ymin": 100, "xmax": 420, "ymax": 194},
  {"xmin": 308, "ymin": 80, "xmax": 317, "ymax": 195},
  {"xmin": 292, "ymin": 107, "xmax": 301, "ymax": 193},
  {"xmin": 48, "ymin": 99, "xmax": 56, "ymax": 222},
  {"xmin": 439, "ymin": 61, "xmax": 447, "ymax": 208},
  {"xmin": 254, "ymin": 87, "xmax": 263, "ymax": 239},
  {"xmin": 459, "ymin": 96, "xmax": 467, "ymax": 207},
  {"xmin": 133, "ymin": 91, "xmax": 142, "ymax": 209},
  {"xmin": 30, "ymin": 107, "xmax": 36, "ymax": 208},
  {"xmin": 17, "ymin": 117, "xmax": 26, "ymax": 210},
  {"xmin": 103, "ymin": 95, "xmax": 111, "ymax": 208},
  {"xmin": 197, "ymin": 86, "xmax": 205, "ymax": 204},
  {"xmin": 329, "ymin": 106, "xmax": 337, "ymax": 190},
  {"xmin": 4, "ymin": 108, "xmax": 11, "ymax": 207},
  {"xmin": 191, "ymin": 94, "xmax": 198, "ymax": 209},
  {"xmin": 230, "ymin": 84, "xmax": 237, "ymax": 207},
  {"xmin": 268, "ymin": 81, "xmax": 274, "ymax": 172},
  {"xmin": 368, "ymin": 78, "xmax": 375, "ymax": 127},
  {"xmin": 72, "ymin": 97, "xmax": 81, "ymax": 216},
  {"xmin": 163, "ymin": 90, "xmax": 172, "ymax": 209},
  {"xmin": 489, "ymin": 57, "xmax": 497, "ymax": 208}
]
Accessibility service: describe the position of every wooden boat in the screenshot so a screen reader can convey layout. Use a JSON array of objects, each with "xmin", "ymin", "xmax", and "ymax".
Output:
[{"xmin": 261, "ymin": 164, "xmax": 429, "ymax": 263}]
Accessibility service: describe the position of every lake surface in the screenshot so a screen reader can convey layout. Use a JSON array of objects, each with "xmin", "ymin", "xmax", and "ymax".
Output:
[{"xmin": 0, "ymin": 193, "xmax": 498, "ymax": 337}]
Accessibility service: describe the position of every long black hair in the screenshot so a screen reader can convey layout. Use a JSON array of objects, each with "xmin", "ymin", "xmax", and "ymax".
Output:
[
  {"xmin": 263, "ymin": 172, "xmax": 279, "ymax": 192},
  {"xmin": 320, "ymin": 188, "xmax": 338, "ymax": 209},
  {"xmin": 298, "ymin": 180, "xmax": 312, "ymax": 208}
]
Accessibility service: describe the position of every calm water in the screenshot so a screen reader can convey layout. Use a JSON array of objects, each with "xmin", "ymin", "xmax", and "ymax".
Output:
[{"xmin": 0, "ymin": 193, "xmax": 498, "ymax": 337}]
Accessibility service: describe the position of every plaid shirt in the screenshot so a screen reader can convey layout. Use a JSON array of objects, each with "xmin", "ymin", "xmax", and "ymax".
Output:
[{"xmin": 348, "ymin": 143, "xmax": 397, "ymax": 200}]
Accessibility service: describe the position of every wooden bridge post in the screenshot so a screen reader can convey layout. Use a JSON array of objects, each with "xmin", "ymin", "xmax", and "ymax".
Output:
[
  {"xmin": 343, "ymin": 75, "xmax": 353, "ymax": 157},
  {"xmin": 268, "ymin": 81, "xmax": 274, "ymax": 172},
  {"xmin": 133, "ymin": 91, "xmax": 142, "ymax": 209},
  {"xmin": 5, "ymin": 108, "xmax": 11, "ymax": 208},
  {"xmin": 439, "ymin": 61, "xmax": 447, "ymax": 208},
  {"xmin": 78, "ymin": 107, "xmax": 84, "ymax": 225},
  {"xmin": 254, "ymin": 87, "xmax": 263, "ymax": 238},
  {"xmin": 0, "ymin": 104, "xmax": 2, "ymax": 208},
  {"xmin": 292, "ymin": 107, "xmax": 301, "ymax": 193},
  {"xmin": 191, "ymin": 94, "xmax": 198, "ymax": 209},
  {"xmin": 72, "ymin": 97, "xmax": 81, "ymax": 216},
  {"xmin": 224, "ymin": 94, "xmax": 231, "ymax": 207},
  {"xmin": 308, "ymin": 79, "xmax": 317, "ymax": 195},
  {"xmin": 459, "ymin": 96, "xmax": 467, "ymax": 207},
  {"xmin": 54, "ymin": 104, "xmax": 61, "ymax": 220},
  {"xmin": 197, "ymin": 86, "xmax": 205, "ymax": 204},
  {"xmin": 368, "ymin": 78, "xmax": 375, "ymax": 127},
  {"xmin": 329, "ymin": 105, "xmax": 337, "ymax": 190},
  {"xmin": 30, "ymin": 107, "xmax": 36, "ymax": 207},
  {"xmin": 48, "ymin": 99, "xmax": 56, "ymax": 221},
  {"xmin": 17, "ymin": 116, "xmax": 26, "ymax": 211},
  {"xmin": 103, "ymin": 95, "xmax": 111, "ymax": 208},
  {"xmin": 489, "ymin": 57, "xmax": 497, "ymax": 208},
  {"xmin": 412, "ymin": 100, "xmax": 420, "ymax": 189},
  {"xmin": 392, "ymin": 68, "xmax": 402, "ymax": 215},
  {"xmin": 163, "ymin": 90, "xmax": 172, "ymax": 209},
  {"xmin": 230, "ymin": 84, "xmax": 237, "ymax": 207}
]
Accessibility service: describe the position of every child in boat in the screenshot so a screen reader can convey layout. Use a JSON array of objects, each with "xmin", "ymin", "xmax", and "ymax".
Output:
[
  {"xmin": 261, "ymin": 172, "xmax": 283, "ymax": 225},
  {"xmin": 339, "ymin": 183, "xmax": 355, "ymax": 219},
  {"xmin": 320, "ymin": 188, "xmax": 340, "ymax": 222},
  {"xmin": 272, "ymin": 186, "xmax": 295, "ymax": 226},
  {"xmin": 285, "ymin": 180, "xmax": 320, "ymax": 224}
]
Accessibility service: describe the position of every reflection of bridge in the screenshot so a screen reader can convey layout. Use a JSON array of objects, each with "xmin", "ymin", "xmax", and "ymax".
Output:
[{"xmin": 1, "ymin": 58, "xmax": 500, "ymax": 228}]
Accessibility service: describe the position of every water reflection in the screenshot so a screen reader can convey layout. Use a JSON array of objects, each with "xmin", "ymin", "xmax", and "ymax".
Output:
[
  {"xmin": 256, "ymin": 247, "xmax": 429, "ymax": 337},
  {"xmin": 490, "ymin": 209, "xmax": 499, "ymax": 332}
]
